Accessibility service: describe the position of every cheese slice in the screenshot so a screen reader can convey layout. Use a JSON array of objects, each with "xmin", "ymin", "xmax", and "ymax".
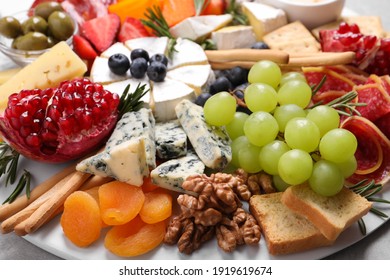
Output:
[
  {"xmin": 166, "ymin": 64, "xmax": 214, "ymax": 95},
  {"xmin": 100, "ymin": 42, "xmax": 131, "ymax": 58},
  {"xmin": 125, "ymin": 37, "xmax": 169, "ymax": 58},
  {"xmin": 211, "ymin": 25, "xmax": 257, "ymax": 50},
  {"xmin": 167, "ymin": 38, "xmax": 208, "ymax": 70},
  {"xmin": 90, "ymin": 56, "xmax": 131, "ymax": 84},
  {"xmin": 169, "ymin": 14, "xmax": 233, "ymax": 42},
  {"xmin": 0, "ymin": 41, "xmax": 87, "ymax": 113},
  {"xmin": 241, "ymin": 2, "xmax": 287, "ymax": 40}
]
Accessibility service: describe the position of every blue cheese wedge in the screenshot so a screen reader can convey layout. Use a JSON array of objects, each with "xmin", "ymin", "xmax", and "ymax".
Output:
[
  {"xmin": 175, "ymin": 100, "xmax": 232, "ymax": 170},
  {"xmin": 106, "ymin": 108, "xmax": 156, "ymax": 169},
  {"xmin": 150, "ymin": 151, "xmax": 204, "ymax": 194},
  {"xmin": 76, "ymin": 139, "xmax": 148, "ymax": 187},
  {"xmin": 155, "ymin": 119, "xmax": 187, "ymax": 159}
]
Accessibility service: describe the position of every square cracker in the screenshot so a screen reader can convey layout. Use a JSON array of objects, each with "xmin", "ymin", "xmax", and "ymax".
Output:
[{"xmin": 263, "ymin": 21, "xmax": 321, "ymax": 53}]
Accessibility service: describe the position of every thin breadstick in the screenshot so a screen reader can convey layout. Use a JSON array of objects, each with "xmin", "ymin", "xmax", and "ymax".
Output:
[
  {"xmin": 210, "ymin": 61, "xmax": 256, "ymax": 70},
  {"xmin": 287, "ymin": 51, "xmax": 356, "ymax": 67},
  {"xmin": 205, "ymin": 49, "xmax": 289, "ymax": 64},
  {"xmin": 0, "ymin": 173, "xmax": 74, "ymax": 234},
  {"xmin": 22, "ymin": 171, "xmax": 91, "ymax": 234},
  {"xmin": 80, "ymin": 175, "xmax": 114, "ymax": 191},
  {"xmin": 0, "ymin": 163, "xmax": 76, "ymax": 222}
]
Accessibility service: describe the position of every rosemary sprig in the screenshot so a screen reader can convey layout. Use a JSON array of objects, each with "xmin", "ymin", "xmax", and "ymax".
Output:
[
  {"xmin": 348, "ymin": 179, "xmax": 390, "ymax": 235},
  {"xmin": 226, "ymin": 0, "xmax": 248, "ymax": 25},
  {"xmin": 118, "ymin": 83, "xmax": 149, "ymax": 118},
  {"xmin": 141, "ymin": 5, "xmax": 177, "ymax": 58},
  {"xmin": 0, "ymin": 143, "xmax": 32, "ymax": 204}
]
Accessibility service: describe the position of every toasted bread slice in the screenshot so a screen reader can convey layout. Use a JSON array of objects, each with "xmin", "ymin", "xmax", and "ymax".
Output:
[
  {"xmin": 281, "ymin": 184, "xmax": 372, "ymax": 241},
  {"xmin": 249, "ymin": 192, "xmax": 334, "ymax": 255}
]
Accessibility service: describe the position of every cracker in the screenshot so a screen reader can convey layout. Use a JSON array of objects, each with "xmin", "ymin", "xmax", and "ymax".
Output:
[{"xmin": 263, "ymin": 21, "xmax": 320, "ymax": 53}]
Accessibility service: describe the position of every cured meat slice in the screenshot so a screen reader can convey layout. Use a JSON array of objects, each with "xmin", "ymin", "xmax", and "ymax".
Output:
[
  {"xmin": 341, "ymin": 116, "xmax": 390, "ymax": 185},
  {"xmin": 355, "ymin": 75, "xmax": 390, "ymax": 122},
  {"xmin": 375, "ymin": 113, "xmax": 390, "ymax": 140}
]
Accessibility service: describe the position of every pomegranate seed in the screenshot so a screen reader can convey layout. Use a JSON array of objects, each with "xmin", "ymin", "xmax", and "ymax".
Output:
[
  {"xmin": 47, "ymin": 105, "xmax": 61, "ymax": 122},
  {"xmin": 25, "ymin": 133, "xmax": 41, "ymax": 147},
  {"xmin": 10, "ymin": 117, "xmax": 20, "ymax": 130},
  {"xmin": 19, "ymin": 111, "xmax": 32, "ymax": 126},
  {"xmin": 19, "ymin": 126, "xmax": 32, "ymax": 138},
  {"xmin": 31, "ymin": 119, "xmax": 41, "ymax": 133}
]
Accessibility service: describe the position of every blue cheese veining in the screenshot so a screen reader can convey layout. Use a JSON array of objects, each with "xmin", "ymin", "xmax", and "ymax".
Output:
[
  {"xmin": 150, "ymin": 151, "xmax": 204, "ymax": 194},
  {"xmin": 155, "ymin": 119, "xmax": 187, "ymax": 159},
  {"xmin": 175, "ymin": 100, "xmax": 232, "ymax": 170}
]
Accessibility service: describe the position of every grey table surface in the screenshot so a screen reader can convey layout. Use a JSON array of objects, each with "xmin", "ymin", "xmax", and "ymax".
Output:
[{"xmin": 0, "ymin": 0, "xmax": 389, "ymax": 260}]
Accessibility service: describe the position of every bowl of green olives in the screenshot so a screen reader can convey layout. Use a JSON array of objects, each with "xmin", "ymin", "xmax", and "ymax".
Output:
[{"xmin": 0, "ymin": 2, "xmax": 77, "ymax": 66}]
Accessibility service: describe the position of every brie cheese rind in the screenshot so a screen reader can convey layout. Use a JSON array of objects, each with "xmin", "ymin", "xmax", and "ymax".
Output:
[
  {"xmin": 169, "ymin": 14, "xmax": 233, "ymax": 42},
  {"xmin": 90, "ymin": 37, "xmax": 212, "ymax": 122}
]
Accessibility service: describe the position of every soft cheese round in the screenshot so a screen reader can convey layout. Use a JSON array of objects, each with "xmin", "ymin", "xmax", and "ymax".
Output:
[{"xmin": 90, "ymin": 37, "xmax": 213, "ymax": 122}]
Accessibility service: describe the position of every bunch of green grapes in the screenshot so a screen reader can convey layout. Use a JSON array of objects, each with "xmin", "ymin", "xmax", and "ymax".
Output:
[{"xmin": 203, "ymin": 60, "xmax": 358, "ymax": 197}]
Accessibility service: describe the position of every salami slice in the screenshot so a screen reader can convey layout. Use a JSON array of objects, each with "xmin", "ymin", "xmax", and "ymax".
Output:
[
  {"xmin": 375, "ymin": 113, "xmax": 390, "ymax": 140},
  {"xmin": 355, "ymin": 75, "xmax": 390, "ymax": 122},
  {"xmin": 341, "ymin": 116, "xmax": 390, "ymax": 185}
]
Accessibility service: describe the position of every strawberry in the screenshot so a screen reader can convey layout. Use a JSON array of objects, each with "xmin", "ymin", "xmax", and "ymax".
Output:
[
  {"xmin": 81, "ymin": 13, "xmax": 120, "ymax": 52},
  {"xmin": 117, "ymin": 17, "xmax": 151, "ymax": 43},
  {"xmin": 73, "ymin": 34, "xmax": 98, "ymax": 60}
]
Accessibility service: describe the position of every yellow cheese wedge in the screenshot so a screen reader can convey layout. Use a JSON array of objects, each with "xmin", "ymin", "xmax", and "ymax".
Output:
[
  {"xmin": 0, "ymin": 41, "xmax": 87, "ymax": 113},
  {"xmin": 0, "ymin": 68, "xmax": 21, "ymax": 85}
]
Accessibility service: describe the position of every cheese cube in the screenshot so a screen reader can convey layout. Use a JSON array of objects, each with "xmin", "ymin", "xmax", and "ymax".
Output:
[{"xmin": 0, "ymin": 41, "xmax": 87, "ymax": 113}]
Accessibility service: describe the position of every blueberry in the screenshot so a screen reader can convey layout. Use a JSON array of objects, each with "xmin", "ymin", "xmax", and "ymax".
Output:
[
  {"xmin": 147, "ymin": 62, "xmax": 167, "ymax": 82},
  {"xmin": 251, "ymin": 41, "xmax": 270, "ymax": 49},
  {"xmin": 236, "ymin": 105, "xmax": 252, "ymax": 115},
  {"xmin": 209, "ymin": 76, "xmax": 232, "ymax": 95},
  {"xmin": 224, "ymin": 66, "xmax": 248, "ymax": 87},
  {"xmin": 150, "ymin": 53, "xmax": 168, "ymax": 66},
  {"xmin": 233, "ymin": 89, "xmax": 245, "ymax": 100},
  {"xmin": 130, "ymin": 57, "xmax": 148, "ymax": 79},
  {"xmin": 194, "ymin": 92, "xmax": 212, "ymax": 107},
  {"xmin": 130, "ymin": 48, "xmax": 149, "ymax": 62},
  {"xmin": 108, "ymin": 53, "xmax": 130, "ymax": 75}
]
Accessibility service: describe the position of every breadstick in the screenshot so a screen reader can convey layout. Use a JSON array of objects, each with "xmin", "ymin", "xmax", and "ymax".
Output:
[
  {"xmin": 209, "ymin": 60, "xmax": 256, "ymax": 70},
  {"xmin": 287, "ymin": 51, "xmax": 356, "ymax": 67},
  {"xmin": 0, "ymin": 173, "xmax": 74, "ymax": 234},
  {"xmin": 80, "ymin": 175, "xmax": 114, "ymax": 191},
  {"xmin": 22, "ymin": 171, "xmax": 91, "ymax": 235},
  {"xmin": 0, "ymin": 163, "xmax": 76, "ymax": 222},
  {"xmin": 206, "ymin": 49, "xmax": 289, "ymax": 64}
]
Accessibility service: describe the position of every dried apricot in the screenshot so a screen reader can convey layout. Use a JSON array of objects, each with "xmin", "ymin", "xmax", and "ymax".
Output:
[
  {"xmin": 84, "ymin": 187, "xmax": 109, "ymax": 228},
  {"xmin": 139, "ymin": 189, "xmax": 172, "ymax": 224},
  {"xmin": 141, "ymin": 177, "xmax": 160, "ymax": 193},
  {"xmin": 98, "ymin": 181, "xmax": 145, "ymax": 225},
  {"xmin": 60, "ymin": 191, "xmax": 101, "ymax": 247},
  {"xmin": 104, "ymin": 215, "xmax": 166, "ymax": 257}
]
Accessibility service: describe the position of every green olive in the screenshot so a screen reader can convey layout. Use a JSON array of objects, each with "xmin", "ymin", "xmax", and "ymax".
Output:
[
  {"xmin": 34, "ymin": 1, "xmax": 64, "ymax": 20},
  {"xmin": 48, "ymin": 11, "xmax": 75, "ymax": 41},
  {"xmin": 21, "ymin": 16, "xmax": 48, "ymax": 35},
  {"xmin": 47, "ymin": 36, "xmax": 59, "ymax": 47},
  {"xmin": 15, "ymin": 32, "xmax": 49, "ymax": 51},
  {"xmin": 11, "ymin": 36, "xmax": 22, "ymax": 49},
  {"xmin": 0, "ymin": 16, "xmax": 22, "ymax": 38}
]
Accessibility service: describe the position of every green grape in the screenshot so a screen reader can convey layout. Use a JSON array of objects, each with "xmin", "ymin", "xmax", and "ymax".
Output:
[
  {"xmin": 244, "ymin": 83, "xmax": 277, "ymax": 112},
  {"xmin": 280, "ymin": 71, "xmax": 306, "ymax": 87},
  {"xmin": 306, "ymin": 105, "xmax": 340, "ymax": 137},
  {"xmin": 319, "ymin": 128, "xmax": 358, "ymax": 163},
  {"xmin": 259, "ymin": 140, "xmax": 290, "ymax": 175},
  {"xmin": 272, "ymin": 175, "xmax": 290, "ymax": 192},
  {"xmin": 278, "ymin": 149, "xmax": 313, "ymax": 185},
  {"xmin": 284, "ymin": 117, "xmax": 320, "ymax": 152},
  {"xmin": 226, "ymin": 111, "xmax": 249, "ymax": 140},
  {"xmin": 204, "ymin": 91, "xmax": 236, "ymax": 126},
  {"xmin": 309, "ymin": 159, "xmax": 344, "ymax": 196},
  {"xmin": 277, "ymin": 80, "xmax": 312, "ymax": 108},
  {"xmin": 244, "ymin": 111, "xmax": 279, "ymax": 147},
  {"xmin": 231, "ymin": 135, "xmax": 250, "ymax": 167},
  {"xmin": 335, "ymin": 155, "xmax": 357, "ymax": 178},
  {"xmin": 247, "ymin": 60, "xmax": 282, "ymax": 89},
  {"xmin": 238, "ymin": 143, "xmax": 262, "ymax": 173},
  {"xmin": 273, "ymin": 104, "xmax": 306, "ymax": 132}
]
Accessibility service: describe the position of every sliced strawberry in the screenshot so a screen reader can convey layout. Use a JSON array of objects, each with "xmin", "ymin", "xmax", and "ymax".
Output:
[
  {"xmin": 81, "ymin": 13, "xmax": 120, "ymax": 52},
  {"xmin": 73, "ymin": 34, "xmax": 98, "ymax": 60},
  {"xmin": 117, "ymin": 17, "xmax": 151, "ymax": 43}
]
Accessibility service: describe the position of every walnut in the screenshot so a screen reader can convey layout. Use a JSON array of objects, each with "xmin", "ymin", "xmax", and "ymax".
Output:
[
  {"xmin": 248, "ymin": 172, "xmax": 276, "ymax": 194},
  {"xmin": 177, "ymin": 218, "xmax": 215, "ymax": 255},
  {"xmin": 164, "ymin": 173, "xmax": 261, "ymax": 254}
]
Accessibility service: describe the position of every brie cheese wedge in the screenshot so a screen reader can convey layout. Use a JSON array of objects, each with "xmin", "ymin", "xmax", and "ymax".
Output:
[
  {"xmin": 90, "ymin": 56, "xmax": 130, "ymax": 84},
  {"xmin": 211, "ymin": 25, "xmax": 257, "ymax": 50}
]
